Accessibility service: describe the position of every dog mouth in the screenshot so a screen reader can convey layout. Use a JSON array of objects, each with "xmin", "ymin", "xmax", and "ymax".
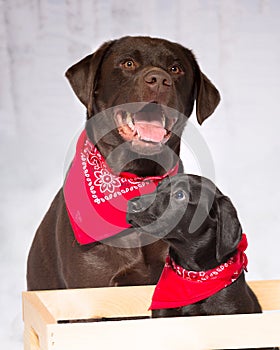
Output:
[{"xmin": 114, "ymin": 103, "xmax": 177, "ymax": 150}]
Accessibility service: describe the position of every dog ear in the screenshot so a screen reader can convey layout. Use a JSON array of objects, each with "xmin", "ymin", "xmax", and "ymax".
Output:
[
  {"xmin": 196, "ymin": 72, "xmax": 221, "ymax": 125},
  {"xmin": 65, "ymin": 41, "xmax": 113, "ymax": 116},
  {"xmin": 215, "ymin": 196, "xmax": 242, "ymax": 262}
]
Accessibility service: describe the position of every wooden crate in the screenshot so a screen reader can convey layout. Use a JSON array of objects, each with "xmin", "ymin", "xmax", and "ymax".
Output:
[{"xmin": 22, "ymin": 280, "xmax": 280, "ymax": 350}]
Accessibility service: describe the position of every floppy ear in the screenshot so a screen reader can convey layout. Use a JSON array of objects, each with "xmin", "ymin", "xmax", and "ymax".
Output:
[
  {"xmin": 65, "ymin": 41, "xmax": 113, "ymax": 117},
  {"xmin": 196, "ymin": 72, "xmax": 221, "ymax": 125},
  {"xmin": 215, "ymin": 196, "xmax": 242, "ymax": 262}
]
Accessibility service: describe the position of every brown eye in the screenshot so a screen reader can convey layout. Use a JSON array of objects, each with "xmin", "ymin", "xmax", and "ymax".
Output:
[
  {"xmin": 122, "ymin": 60, "xmax": 136, "ymax": 70},
  {"xmin": 170, "ymin": 65, "xmax": 183, "ymax": 74}
]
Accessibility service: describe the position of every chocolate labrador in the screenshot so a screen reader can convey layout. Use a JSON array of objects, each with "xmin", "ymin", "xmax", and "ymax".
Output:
[{"xmin": 27, "ymin": 36, "xmax": 220, "ymax": 290}]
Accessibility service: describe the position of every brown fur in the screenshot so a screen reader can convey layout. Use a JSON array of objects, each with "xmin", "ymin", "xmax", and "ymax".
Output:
[{"xmin": 27, "ymin": 36, "xmax": 220, "ymax": 290}]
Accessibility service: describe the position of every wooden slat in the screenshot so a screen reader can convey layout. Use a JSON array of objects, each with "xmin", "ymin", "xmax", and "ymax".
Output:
[
  {"xmin": 33, "ymin": 280, "xmax": 280, "ymax": 321},
  {"xmin": 23, "ymin": 291, "xmax": 57, "ymax": 324},
  {"xmin": 36, "ymin": 285, "xmax": 154, "ymax": 321},
  {"xmin": 248, "ymin": 279, "xmax": 280, "ymax": 310},
  {"xmin": 47, "ymin": 312, "xmax": 280, "ymax": 350},
  {"xmin": 22, "ymin": 292, "xmax": 56, "ymax": 350},
  {"xmin": 23, "ymin": 325, "xmax": 40, "ymax": 350}
]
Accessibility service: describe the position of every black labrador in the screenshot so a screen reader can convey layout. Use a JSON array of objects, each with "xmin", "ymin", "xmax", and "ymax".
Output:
[
  {"xmin": 128, "ymin": 174, "xmax": 277, "ymax": 349},
  {"xmin": 27, "ymin": 36, "xmax": 220, "ymax": 290},
  {"xmin": 127, "ymin": 174, "xmax": 262, "ymax": 317}
]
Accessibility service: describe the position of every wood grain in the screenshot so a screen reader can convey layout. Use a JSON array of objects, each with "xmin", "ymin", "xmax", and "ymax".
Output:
[{"xmin": 22, "ymin": 280, "xmax": 280, "ymax": 349}]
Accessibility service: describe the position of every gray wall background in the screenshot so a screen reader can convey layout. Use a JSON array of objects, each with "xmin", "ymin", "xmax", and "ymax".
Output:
[{"xmin": 1, "ymin": 1, "xmax": 280, "ymax": 348}]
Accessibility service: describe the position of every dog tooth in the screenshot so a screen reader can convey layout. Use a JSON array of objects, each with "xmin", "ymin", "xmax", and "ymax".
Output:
[
  {"xmin": 162, "ymin": 111, "xmax": 166, "ymax": 128},
  {"xmin": 126, "ymin": 112, "xmax": 133, "ymax": 122},
  {"xmin": 126, "ymin": 112, "xmax": 137, "ymax": 132},
  {"xmin": 121, "ymin": 111, "xmax": 127, "ymax": 120},
  {"xmin": 128, "ymin": 121, "xmax": 135, "ymax": 130}
]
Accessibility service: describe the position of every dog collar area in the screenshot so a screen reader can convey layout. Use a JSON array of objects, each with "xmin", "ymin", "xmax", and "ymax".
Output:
[
  {"xmin": 64, "ymin": 130, "xmax": 179, "ymax": 244},
  {"xmin": 150, "ymin": 234, "xmax": 248, "ymax": 310}
]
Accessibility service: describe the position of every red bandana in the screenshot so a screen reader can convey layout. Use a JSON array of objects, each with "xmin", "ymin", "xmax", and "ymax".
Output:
[
  {"xmin": 150, "ymin": 234, "xmax": 248, "ymax": 310},
  {"xmin": 63, "ymin": 130, "xmax": 179, "ymax": 244}
]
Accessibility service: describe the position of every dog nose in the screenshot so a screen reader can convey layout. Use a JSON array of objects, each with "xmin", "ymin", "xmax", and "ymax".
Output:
[
  {"xmin": 129, "ymin": 198, "xmax": 143, "ymax": 213},
  {"xmin": 144, "ymin": 69, "xmax": 172, "ymax": 91}
]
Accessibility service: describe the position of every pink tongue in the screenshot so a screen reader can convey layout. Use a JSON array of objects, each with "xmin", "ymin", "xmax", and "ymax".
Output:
[{"xmin": 134, "ymin": 121, "xmax": 166, "ymax": 143}]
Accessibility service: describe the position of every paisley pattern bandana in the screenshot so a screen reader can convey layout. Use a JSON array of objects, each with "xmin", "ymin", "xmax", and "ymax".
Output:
[
  {"xmin": 63, "ymin": 130, "xmax": 179, "ymax": 244},
  {"xmin": 150, "ymin": 234, "xmax": 248, "ymax": 310}
]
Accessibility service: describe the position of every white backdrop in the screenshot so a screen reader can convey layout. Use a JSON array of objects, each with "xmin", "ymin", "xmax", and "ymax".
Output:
[{"xmin": 1, "ymin": 1, "xmax": 280, "ymax": 348}]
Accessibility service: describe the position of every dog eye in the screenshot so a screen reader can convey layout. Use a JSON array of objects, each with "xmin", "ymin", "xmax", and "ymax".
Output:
[
  {"xmin": 121, "ymin": 60, "xmax": 136, "ymax": 70},
  {"xmin": 170, "ymin": 65, "xmax": 183, "ymax": 74},
  {"xmin": 174, "ymin": 190, "xmax": 186, "ymax": 200}
]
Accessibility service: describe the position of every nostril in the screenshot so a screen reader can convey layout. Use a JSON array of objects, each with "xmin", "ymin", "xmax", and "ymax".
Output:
[
  {"xmin": 163, "ymin": 78, "xmax": 172, "ymax": 87},
  {"xmin": 145, "ymin": 75, "xmax": 157, "ymax": 85},
  {"xmin": 130, "ymin": 198, "xmax": 143, "ymax": 213}
]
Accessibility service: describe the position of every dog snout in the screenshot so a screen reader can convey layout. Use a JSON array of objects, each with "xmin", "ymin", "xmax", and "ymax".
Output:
[
  {"xmin": 144, "ymin": 68, "xmax": 172, "ymax": 92},
  {"xmin": 128, "ymin": 193, "xmax": 156, "ymax": 214}
]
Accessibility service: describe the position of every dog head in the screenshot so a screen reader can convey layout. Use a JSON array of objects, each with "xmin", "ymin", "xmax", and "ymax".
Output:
[
  {"xmin": 127, "ymin": 174, "xmax": 242, "ymax": 270},
  {"xmin": 66, "ymin": 36, "xmax": 220, "ymax": 174}
]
